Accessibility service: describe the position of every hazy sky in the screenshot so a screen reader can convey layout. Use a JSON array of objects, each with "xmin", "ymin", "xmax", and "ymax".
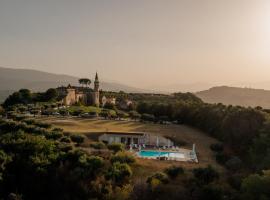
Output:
[{"xmin": 1, "ymin": 0, "xmax": 270, "ymax": 89}]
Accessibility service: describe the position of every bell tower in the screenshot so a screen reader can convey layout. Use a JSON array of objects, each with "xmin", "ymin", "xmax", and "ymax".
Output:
[
  {"xmin": 93, "ymin": 72, "xmax": 100, "ymax": 107},
  {"xmin": 94, "ymin": 72, "xmax": 99, "ymax": 92}
]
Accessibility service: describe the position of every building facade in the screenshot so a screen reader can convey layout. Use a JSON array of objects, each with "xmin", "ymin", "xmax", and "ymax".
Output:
[
  {"xmin": 57, "ymin": 73, "xmax": 100, "ymax": 107},
  {"xmin": 99, "ymin": 132, "xmax": 174, "ymax": 147}
]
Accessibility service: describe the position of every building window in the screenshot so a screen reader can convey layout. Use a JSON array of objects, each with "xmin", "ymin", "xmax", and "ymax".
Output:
[
  {"xmin": 133, "ymin": 138, "xmax": 138, "ymax": 144},
  {"xmin": 121, "ymin": 137, "xmax": 126, "ymax": 144}
]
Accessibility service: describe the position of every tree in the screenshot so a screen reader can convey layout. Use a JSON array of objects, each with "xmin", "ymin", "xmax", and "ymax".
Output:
[
  {"xmin": 241, "ymin": 171, "xmax": 270, "ymax": 200},
  {"xmin": 164, "ymin": 166, "xmax": 184, "ymax": 179},
  {"xmin": 193, "ymin": 165, "xmax": 219, "ymax": 184},
  {"xmin": 0, "ymin": 106, "xmax": 5, "ymax": 116},
  {"xmin": 106, "ymin": 162, "xmax": 132, "ymax": 185},
  {"xmin": 147, "ymin": 172, "xmax": 169, "ymax": 184},
  {"xmin": 70, "ymin": 134, "xmax": 85, "ymax": 144},
  {"xmin": 108, "ymin": 143, "xmax": 124, "ymax": 153},
  {"xmin": 79, "ymin": 78, "xmax": 91, "ymax": 87},
  {"xmin": 129, "ymin": 111, "xmax": 141, "ymax": 121},
  {"xmin": 44, "ymin": 88, "xmax": 58, "ymax": 101},
  {"xmin": 141, "ymin": 113, "xmax": 155, "ymax": 122},
  {"xmin": 3, "ymin": 89, "xmax": 32, "ymax": 107},
  {"xmin": 111, "ymin": 152, "xmax": 135, "ymax": 164},
  {"xmin": 104, "ymin": 102, "xmax": 116, "ymax": 110}
]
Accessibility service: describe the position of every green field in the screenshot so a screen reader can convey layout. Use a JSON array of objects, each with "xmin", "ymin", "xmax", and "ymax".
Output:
[{"xmin": 65, "ymin": 105, "xmax": 117, "ymax": 115}]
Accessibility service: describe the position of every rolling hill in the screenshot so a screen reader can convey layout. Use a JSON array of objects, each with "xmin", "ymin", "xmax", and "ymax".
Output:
[
  {"xmin": 0, "ymin": 67, "xmax": 148, "ymax": 102},
  {"xmin": 196, "ymin": 86, "xmax": 270, "ymax": 108}
]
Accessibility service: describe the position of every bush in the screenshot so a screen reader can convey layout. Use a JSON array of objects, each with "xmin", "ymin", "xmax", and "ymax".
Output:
[
  {"xmin": 210, "ymin": 143, "xmax": 224, "ymax": 152},
  {"xmin": 200, "ymin": 185, "xmax": 223, "ymax": 200},
  {"xmin": 0, "ymin": 106, "xmax": 5, "ymax": 116},
  {"xmin": 70, "ymin": 134, "xmax": 86, "ymax": 144},
  {"xmin": 225, "ymin": 156, "xmax": 243, "ymax": 171},
  {"xmin": 34, "ymin": 121, "xmax": 51, "ymax": 129},
  {"xmin": 106, "ymin": 162, "xmax": 132, "ymax": 184},
  {"xmin": 58, "ymin": 143, "xmax": 73, "ymax": 152},
  {"xmin": 52, "ymin": 128, "xmax": 64, "ymax": 132},
  {"xmin": 108, "ymin": 143, "xmax": 124, "ymax": 153},
  {"xmin": 193, "ymin": 165, "xmax": 219, "ymax": 184},
  {"xmin": 129, "ymin": 111, "xmax": 141, "ymax": 120},
  {"xmin": 147, "ymin": 172, "xmax": 169, "ymax": 184},
  {"xmin": 90, "ymin": 142, "xmax": 107, "ymax": 149},
  {"xmin": 60, "ymin": 136, "xmax": 71, "ymax": 143},
  {"xmin": 141, "ymin": 113, "xmax": 155, "ymax": 122},
  {"xmin": 111, "ymin": 152, "xmax": 136, "ymax": 164},
  {"xmin": 215, "ymin": 152, "xmax": 230, "ymax": 165},
  {"xmin": 23, "ymin": 119, "xmax": 52, "ymax": 129},
  {"xmin": 22, "ymin": 119, "xmax": 35, "ymax": 125},
  {"xmin": 76, "ymin": 154, "xmax": 105, "ymax": 179},
  {"xmin": 45, "ymin": 131, "xmax": 63, "ymax": 140},
  {"xmin": 164, "ymin": 166, "xmax": 184, "ymax": 179}
]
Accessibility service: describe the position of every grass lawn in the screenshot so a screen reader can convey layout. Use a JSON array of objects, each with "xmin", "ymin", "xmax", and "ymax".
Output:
[
  {"xmin": 66, "ymin": 105, "xmax": 116, "ymax": 115},
  {"xmin": 38, "ymin": 116, "xmax": 224, "ymax": 173}
]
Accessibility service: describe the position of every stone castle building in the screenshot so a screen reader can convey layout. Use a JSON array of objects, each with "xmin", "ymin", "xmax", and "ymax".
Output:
[{"xmin": 57, "ymin": 73, "xmax": 100, "ymax": 107}]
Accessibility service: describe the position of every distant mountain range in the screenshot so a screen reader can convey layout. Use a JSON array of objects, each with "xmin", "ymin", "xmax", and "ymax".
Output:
[
  {"xmin": 0, "ymin": 67, "xmax": 149, "ymax": 102},
  {"xmin": 2, "ymin": 67, "xmax": 270, "ymax": 108},
  {"xmin": 196, "ymin": 86, "xmax": 270, "ymax": 108}
]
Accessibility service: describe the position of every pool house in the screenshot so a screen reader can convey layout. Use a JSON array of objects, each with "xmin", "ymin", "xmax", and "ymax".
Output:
[{"xmin": 98, "ymin": 131, "xmax": 174, "ymax": 147}]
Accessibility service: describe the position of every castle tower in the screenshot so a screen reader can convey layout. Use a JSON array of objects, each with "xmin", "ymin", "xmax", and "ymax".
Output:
[
  {"xmin": 94, "ymin": 72, "xmax": 99, "ymax": 92},
  {"xmin": 93, "ymin": 72, "xmax": 100, "ymax": 106}
]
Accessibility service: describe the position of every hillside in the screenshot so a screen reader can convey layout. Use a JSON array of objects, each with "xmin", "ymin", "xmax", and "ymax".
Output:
[
  {"xmin": 0, "ymin": 67, "xmax": 147, "ymax": 102},
  {"xmin": 196, "ymin": 86, "xmax": 270, "ymax": 108}
]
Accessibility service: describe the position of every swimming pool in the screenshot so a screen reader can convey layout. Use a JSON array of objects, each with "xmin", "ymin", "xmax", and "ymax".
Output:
[{"xmin": 138, "ymin": 150, "xmax": 185, "ymax": 159}]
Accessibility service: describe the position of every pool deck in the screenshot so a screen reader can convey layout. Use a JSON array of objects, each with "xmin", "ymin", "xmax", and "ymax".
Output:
[{"xmin": 135, "ymin": 148, "xmax": 198, "ymax": 163}]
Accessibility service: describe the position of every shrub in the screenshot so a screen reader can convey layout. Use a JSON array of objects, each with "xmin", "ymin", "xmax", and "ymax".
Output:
[
  {"xmin": 0, "ymin": 106, "xmax": 5, "ymax": 116},
  {"xmin": 90, "ymin": 142, "xmax": 107, "ymax": 149},
  {"xmin": 106, "ymin": 162, "xmax": 132, "ymax": 184},
  {"xmin": 71, "ymin": 109, "xmax": 84, "ymax": 116},
  {"xmin": 58, "ymin": 143, "xmax": 73, "ymax": 152},
  {"xmin": 193, "ymin": 165, "xmax": 219, "ymax": 184},
  {"xmin": 76, "ymin": 154, "xmax": 105, "ymax": 179},
  {"xmin": 45, "ymin": 131, "xmax": 63, "ymax": 140},
  {"xmin": 111, "ymin": 152, "xmax": 136, "ymax": 164},
  {"xmin": 70, "ymin": 134, "xmax": 85, "ymax": 144},
  {"xmin": 215, "ymin": 152, "xmax": 230, "ymax": 165},
  {"xmin": 164, "ymin": 166, "xmax": 184, "ymax": 179},
  {"xmin": 13, "ymin": 115, "xmax": 27, "ymax": 121},
  {"xmin": 23, "ymin": 119, "xmax": 52, "ymax": 129},
  {"xmin": 108, "ymin": 143, "xmax": 124, "ymax": 153},
  {"xmin": 147, "ymin": 172, "xmax": 169, "ymax": 184},
  {"xmin": 60, "ymin": 136, "xmax": 71, "ymax": 143},
  {"xmin": 200, "ymin": 185, "xmax": 223, "ymax": 200},
  {"xmin": 129, "ymin": 111, "xmax": 141, "ymax": 120},
  {"xmin": 241, "ymin": 172, "xmax": 270, "ymax": 200},
  {"xmin": 210, "ymin": 143, "xmax": 224, "ymax": 152},
  {"xmin": 225, "ymin": 156, "xmax": 243, "ymax": 171},
  {"xmin": 141, "ymin": 113, "xmax": 155, "ymax": 122},
  {"xmin": 52, "ymin": 128, "xmax": 64, "ymax": 132},
  {"xmin": 22, "ymin": 119, "xmax": 35, "ymax": 125},
  {"xmin": 34, "ymin": 121, "xmax": 52, "ymax": 129}
]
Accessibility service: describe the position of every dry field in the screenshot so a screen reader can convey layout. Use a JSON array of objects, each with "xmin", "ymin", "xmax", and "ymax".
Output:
[{"xmin": 38, "ymin": 116, "xmax": 224, "ymax": 173}]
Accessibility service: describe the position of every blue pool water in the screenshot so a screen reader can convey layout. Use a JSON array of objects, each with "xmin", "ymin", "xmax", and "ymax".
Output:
[
  {"xmin": 139, "ymin": 151, "xmax": 169, "ymax": 157},
  {"xmin": 138, "ymin": 150, "xmax": 185, "ymax": 159}
]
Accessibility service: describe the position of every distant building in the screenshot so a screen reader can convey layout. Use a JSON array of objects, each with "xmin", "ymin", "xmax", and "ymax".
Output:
[
  {"xmin": 101, "ymin": 96, "xmax": 116, "ymax": 107},
  {"xmin": 57, "ymin": 73, "xmax": 100, "ymax": 106},
  {"xmin": 118, "ymin": 99, "xmax": 133, "ymax": 110},
  {"xmin": 99, "ymin": 132, "xmax": 174, "ymax": 147}
]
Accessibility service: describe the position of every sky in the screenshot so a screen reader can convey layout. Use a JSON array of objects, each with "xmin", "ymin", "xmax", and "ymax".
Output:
[{"xmin": 1, "ymin": 0, "xmax": 270, "ymax": 90}]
